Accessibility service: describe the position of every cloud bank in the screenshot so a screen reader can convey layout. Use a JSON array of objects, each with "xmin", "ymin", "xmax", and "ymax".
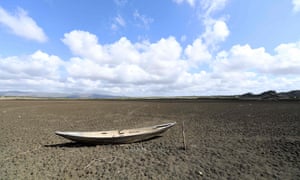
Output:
[{"xmin": 1, "ymin": 29, "xmax": 300, "ymax": 96}]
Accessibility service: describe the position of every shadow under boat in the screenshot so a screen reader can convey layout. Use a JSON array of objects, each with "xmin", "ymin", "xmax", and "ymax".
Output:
[{"xmin": 44, "ymin": 135, "xmax": 163, "ymax": 148}]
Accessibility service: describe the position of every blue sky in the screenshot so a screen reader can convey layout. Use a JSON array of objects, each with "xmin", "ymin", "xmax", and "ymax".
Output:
[{"xmin": 0, "ymin": 0, "xmax": 300, "ymax": 96}]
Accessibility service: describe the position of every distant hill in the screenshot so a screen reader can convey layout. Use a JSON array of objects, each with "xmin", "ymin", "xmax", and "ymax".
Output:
[
  {"xmin": 1, "ymin": 90, "xmax": 299, "ymax": 100},
  {"xmin": 239, "ymin": 90, "xmax": 300, "ymax": 100},
  {"xmin": 0, "ymin": 91, "xmax": 120, "ymax": 99}
]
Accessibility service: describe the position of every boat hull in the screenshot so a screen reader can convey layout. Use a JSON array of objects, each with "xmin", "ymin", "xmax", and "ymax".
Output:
[{"xmin": 55, "ymin": 122, "xmax": 176, "ymax": 144}]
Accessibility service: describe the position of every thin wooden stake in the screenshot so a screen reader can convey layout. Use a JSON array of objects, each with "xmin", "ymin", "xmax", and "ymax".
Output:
[{"xmin": 182, "ymin": 121, "xmax": 187, "ymax": 150}]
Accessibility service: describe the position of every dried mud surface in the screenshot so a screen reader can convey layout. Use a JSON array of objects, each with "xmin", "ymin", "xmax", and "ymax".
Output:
[{"xmin": 0, "ymin": 100, "xmax": 299, "ymax": 179}]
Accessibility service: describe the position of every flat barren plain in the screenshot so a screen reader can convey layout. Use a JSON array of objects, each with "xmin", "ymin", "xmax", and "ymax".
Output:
[{"xmin": 0, "ymin": 99, "xmax": 299, "ymax": 179}]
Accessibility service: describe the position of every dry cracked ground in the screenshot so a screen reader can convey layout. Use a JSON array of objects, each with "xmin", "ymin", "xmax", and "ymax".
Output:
[{"xmin": 0, "ymin": 99, "xmax": 299, "ymax": 179}]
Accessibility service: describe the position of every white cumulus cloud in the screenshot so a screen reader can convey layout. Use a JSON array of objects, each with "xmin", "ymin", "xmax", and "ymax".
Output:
[
  {"xmin": 201, "ymin": 19, "xmax": 230, "ymax": 48},
  {"xmin": 0, "ymin": 50, "xmax": 64, "ymax": 80},
  {"xmin": 0, "ymin": 7, "xmax": 47, "ymax": 42},
  {"xmin": 61, "ymin": 31, "xmax": 300, "ymax": 95},
  {"xmin": 272, "ymin": 41, "xmax": 300, "ymax": 74},
  {"xmin": 0, "ymin": 50, "xmax": 65, "ymax": 92},
  {"xmin": 173, "ymin": 0, "xmax": 230, "ymax": 50},
  {"xmin": 1, "ymin": 30, "xmax": 300, "ymax": 96},
  {"xmin": 292, "ymin": 0, "xmax": 300, "ymax": 12},
  {"xmin": 63, "ymin": 30, "xmax": 186, "ymax": 87},
  {"xmin": 62, "ymin": 30, "xmax": 110, "ymax": 63},
  {"xmin": 173, "ymin": 0, "xmax": 196, "ymax": 7},
  {"xmin": 213, "ymin": 42, "xmax": 300, "ymax": 75},
  {"xmin": 184, "ymin": 38, "xmax": 212, "ymax": 66}
]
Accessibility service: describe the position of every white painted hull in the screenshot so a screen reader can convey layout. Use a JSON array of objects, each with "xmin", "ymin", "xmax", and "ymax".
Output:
[{"xmin": 55, "ymin": 122, "xmax": 176, "ymax": 144}]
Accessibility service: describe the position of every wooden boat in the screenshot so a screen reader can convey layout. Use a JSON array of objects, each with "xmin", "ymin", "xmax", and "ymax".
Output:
[{"xmin": 55, "ymin": 122, "xmax": 176, "ymax": 144}]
